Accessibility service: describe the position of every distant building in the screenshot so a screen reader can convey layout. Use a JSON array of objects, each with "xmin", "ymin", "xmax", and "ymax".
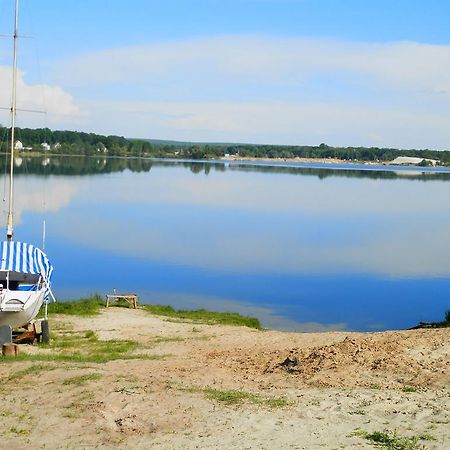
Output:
[
  {"xmin": 14, "ymin": 140, "xmax": 32, "ymax": 151},
  {"xmin": 41, "ymin": 142, "xmax": 51, "ymax": 151},
  {"xmin": 390, "ymin": 156, "xmax": 438, "ymax": 166}
]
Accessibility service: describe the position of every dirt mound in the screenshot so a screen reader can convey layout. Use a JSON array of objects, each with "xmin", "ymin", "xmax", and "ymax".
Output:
[{"xmin": 265, "ymin": 330, "xmax": 450, "ymax": 388}]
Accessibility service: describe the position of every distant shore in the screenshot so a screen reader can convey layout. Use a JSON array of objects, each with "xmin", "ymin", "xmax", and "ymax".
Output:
[{"xmin": 220, "ymin": 155, "xmax": 447, "ymax": 168}]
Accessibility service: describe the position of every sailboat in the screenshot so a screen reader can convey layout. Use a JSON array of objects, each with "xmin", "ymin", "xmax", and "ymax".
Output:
[{"xmin": 0, "ymin": 0, "xmax": 54, "ymax": 328}]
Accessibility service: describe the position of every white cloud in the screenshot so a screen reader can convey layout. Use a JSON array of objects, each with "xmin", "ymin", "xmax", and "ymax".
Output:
[
  {"xmin": 0, "ymin": 66, "xmax": 86, "ymax": 127},
  {"xmin": 58, "ymin": 36, "xmax": 450, "ymax": 94},
  {"xmin": 80, "ymin": 98, "xmax": 450, "ymax": 149},
  {"xmin": 51, "ymin": 35, "xmax": 450, "ymax": 148}
]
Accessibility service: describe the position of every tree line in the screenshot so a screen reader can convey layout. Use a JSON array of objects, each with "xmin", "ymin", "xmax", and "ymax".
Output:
[{"xmin": 1, "ymin": 126, "xmax": 450, "ymax": 164}]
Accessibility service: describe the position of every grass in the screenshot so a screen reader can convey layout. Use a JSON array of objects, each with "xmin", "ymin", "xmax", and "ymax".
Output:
[
  {"xmin": 0, "ymin": 328, "xmax": 168, "ymax": 364},
  {"xmin": 185, "ymin": 386, "xmax": 289, "ymax": 408},
  {"xmin": 401, "ymin": 386, "xmax": 417, "ymax": 393},
  {"xmin": 9, "ymin": 426, "xmax": 30, "ymax": 436},
  {"xmin": 142, "ymin": 304, "xmax": 261, "ymax": 329},
  {"xmin": 6, "ymin": 364, "xmax": 56, "ymax": 381},
  {"xmin": 63, "ymin": 373, "xmax": 102, "ymax": 386},
  {"xmin": 43, "ymin": 294, "xmax": 104, "ymax": 317},
  {"xmin": 152, "ymin": 336, "xmax": 185, "ymax": 344},
  {"xmin": 43, "ymin": 295, "xmax": 261, "ymax": 330},
  {"xmin": 353, "ymin": 430, "xmax": 432, "ymax": 450},
  {"xmin": 349, "ymin": 410, "xmax": 366, "ymax": 415},
  {"xmin": 412, "ymin": 310, "xmax": 450, "ymax": 329}
]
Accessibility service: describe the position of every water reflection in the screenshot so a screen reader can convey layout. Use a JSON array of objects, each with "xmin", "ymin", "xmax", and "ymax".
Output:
[
  {"xmin": 3, "ymin": 156, "xmax": 449, "ymax": 331},
  {"xmin": 4, "ymin": 155, "xmax": 450, "ymax": 180}
]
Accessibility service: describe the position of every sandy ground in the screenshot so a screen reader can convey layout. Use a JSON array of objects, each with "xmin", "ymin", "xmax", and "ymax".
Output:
[
  {"xmin": 220, "ymin": 156, "xmax": 386, "ymax": 165},
  {"xmin": 0, "ymin": 308, "xmax": 449, "ymax": 449}
]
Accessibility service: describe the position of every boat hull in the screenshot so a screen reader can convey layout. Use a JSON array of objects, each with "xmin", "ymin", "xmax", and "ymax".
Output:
[{"xmin": 0, "ymin": 290, "xmax": 45, "ymax": 328}]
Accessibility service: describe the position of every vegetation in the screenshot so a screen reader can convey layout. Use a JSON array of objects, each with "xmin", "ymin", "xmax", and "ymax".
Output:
[
  {"xmin": 62, "ymin": 373, "xmax": 102, "ymax": 386},
  {"xmin": 401, "ymin": 386, "xmax": 418, "ymax": 393},
  {"xmin": 0, "ymin": 327, "xmax": 165, "ymax": 364},
  {"xmin": 2, "ymin": 125, "xmax": 450, "ymax": 164},
  {"xmin": 411, "ymin": 310, "xmax": 450, "ymax": 329},
  {"xmin": 44, "ymin": 294, "xmax": 104, "ymax": 316},
  {"xmin": 5, "ymin": 364, "xmax": 56, "ymax": 381},
  {"xmin": 141, "ymin": 304, "xmax": 261, "ymax": 329},
  {"xmin": 185, "ymin": 386, "xmax": 289, "ymax": 408},
  {"xmin": 353, "ymin": 430, "xmax": 432, "ymax": 450},
  {"xmin": 41, "ymin": 295, "xmax": 261, "ymax": 329}
]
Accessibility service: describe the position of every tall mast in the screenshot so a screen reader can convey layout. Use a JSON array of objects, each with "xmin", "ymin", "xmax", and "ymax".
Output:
[{"xmin": 7, "ymin": 0, "xmax": 19, "ymax": 241}]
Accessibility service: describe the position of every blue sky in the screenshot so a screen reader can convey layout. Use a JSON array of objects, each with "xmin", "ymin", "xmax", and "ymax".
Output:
[{"xmin": 1, "ymin": 0, "xmax": 450, "ymax": 148}]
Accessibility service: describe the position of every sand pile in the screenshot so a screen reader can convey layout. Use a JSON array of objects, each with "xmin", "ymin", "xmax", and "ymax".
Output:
[{"xmin": 264, "ymin": 330, "xmax": 449, "ymax": 389}]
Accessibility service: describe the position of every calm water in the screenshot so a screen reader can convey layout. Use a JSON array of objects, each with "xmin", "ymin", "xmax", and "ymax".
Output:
[{"xmin": 4, "ymin": 156, "xmax": 450, "ymax": 331}]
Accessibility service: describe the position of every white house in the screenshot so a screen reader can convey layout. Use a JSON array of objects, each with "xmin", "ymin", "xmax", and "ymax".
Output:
[
  {"xmin": 41, "ymin": 142, "xmax": 51, "ymax": 151},
  {"xmin": 14, "ymin": 140, "xmax": 32, "ymax": 151}
]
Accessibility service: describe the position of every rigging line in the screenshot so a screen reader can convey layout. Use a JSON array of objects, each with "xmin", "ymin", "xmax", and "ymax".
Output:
[{"xmin": 25, "ymin": 0, "xmax": 50, "ymax": 243}]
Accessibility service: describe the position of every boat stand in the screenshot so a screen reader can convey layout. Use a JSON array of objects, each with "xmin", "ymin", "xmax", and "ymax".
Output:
[
  {"xmin": 105, "ymin": 293, "xmax": 138, "ymax": 309},
  {"xmin": 13, "ymin": 319, "xmax": 49, "ymax": 345}
]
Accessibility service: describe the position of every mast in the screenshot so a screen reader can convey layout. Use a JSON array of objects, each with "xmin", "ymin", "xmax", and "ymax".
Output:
[{"xmin": 7, "ymin": 0, "xmax": 19, "ymax": 241}]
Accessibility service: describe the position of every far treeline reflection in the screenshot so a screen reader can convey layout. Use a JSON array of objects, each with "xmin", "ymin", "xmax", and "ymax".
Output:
[{"xmin": 2, "ymin": 155, "xmax": 450, "ymax": 182}]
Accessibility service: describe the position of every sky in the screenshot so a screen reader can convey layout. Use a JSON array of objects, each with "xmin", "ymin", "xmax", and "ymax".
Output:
[{"xmin": 0, "ymin": 0, "xmax": 450, "ymax": 149}]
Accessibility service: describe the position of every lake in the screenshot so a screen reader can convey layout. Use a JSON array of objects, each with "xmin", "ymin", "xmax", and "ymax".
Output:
[{"xmin": 4, "ymin": 156, "xmax": 450, "ymax": 331}]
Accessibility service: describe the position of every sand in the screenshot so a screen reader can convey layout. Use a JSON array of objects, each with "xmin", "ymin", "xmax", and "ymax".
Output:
[
  {"xmin": 220, "ymin": 155, "xmax": 385, "ymax": 166},
  {"xmin": 0, "ymin": 308, "xmax": 449, "ymax": 449}
]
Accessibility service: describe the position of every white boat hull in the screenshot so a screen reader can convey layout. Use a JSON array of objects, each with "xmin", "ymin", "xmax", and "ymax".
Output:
[{"xmin": 0, "ymin": 289, "xmax": 45, "ymax": 328}]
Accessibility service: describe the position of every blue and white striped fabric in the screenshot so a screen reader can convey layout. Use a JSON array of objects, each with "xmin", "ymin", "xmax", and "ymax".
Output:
[{"xmin": 0, "ymin": 241, "xmax": 53, "ymax": 300}]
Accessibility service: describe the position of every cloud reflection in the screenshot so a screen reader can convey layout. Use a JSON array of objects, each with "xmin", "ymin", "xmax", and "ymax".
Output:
[{"xmin": 38, "ymin": 165, "xmax": 450, "ymax": 278}]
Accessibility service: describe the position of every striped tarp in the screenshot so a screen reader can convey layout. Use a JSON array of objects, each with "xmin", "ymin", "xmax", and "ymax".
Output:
[{"xmin": 0, "ymin": 241, "xmax": 53, "ymax": 299}]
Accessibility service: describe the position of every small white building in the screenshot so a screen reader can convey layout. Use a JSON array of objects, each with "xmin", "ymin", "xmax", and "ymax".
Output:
[
  {"xmin": 41, "ymin": 142, "xmax": 51, "ymax": 151},
  {"xmin": 14, "ymin": 140, "xmax": 32, "ymax": 151}
]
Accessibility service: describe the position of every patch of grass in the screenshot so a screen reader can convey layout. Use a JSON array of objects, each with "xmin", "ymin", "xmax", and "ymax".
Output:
[
  {"xmin": 84, "ymin": 330, "xmax": 98, "ymax": 341},
  {"xmin": 152, "ymin": 336, "xmax": 185, "ymax": 344},
  {"xmin": 44, "ymin": 294, "xmax": 104, "ymax": 316},
  {"xmin": 349, "ymin": 410, "xmax": 366, "ymax": 415},
  {"xmin": 353, "ymin": 430, "xmax": 431, "ymax": 450},
  {"xmin": 63, "ymin": 373, "xmax": 102, "ymax": 385},
  {"xmin": 412, "ymin": 310, "xmax": 450, "ymax": 329},
  {"xmin": 6, "ymin": 364, "xmax": 55, "ymax": 381},
  {"xmin": 401, "ymin": 386, "xmax": 417, "ymax": 393},
  {"xmin": 9, "ymin": 426, "xmax": 30, "ymax": 436},
  {"xmin": 369, "ymin": 383, "xmax": 382, "ymax": 390},
  {"xmin": 189, "ymin": 387, "xmax": 289, "ymax": 408},
  {"xmin": 142, "ymin": 304, "xmax": 261, "ymax": 329},
  {"xmin": 1, "ymin": 328, "xmax": 169, "ymax": 364}
]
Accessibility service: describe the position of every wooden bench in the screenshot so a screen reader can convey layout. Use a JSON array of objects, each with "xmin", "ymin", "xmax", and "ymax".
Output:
[{"xmin": 105, "ymin": 294, "xmax": 138, "ymax": 309}]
